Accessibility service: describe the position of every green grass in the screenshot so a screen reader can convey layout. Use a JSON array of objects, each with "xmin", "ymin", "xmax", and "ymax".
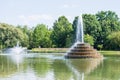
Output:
[
  {"xmin": 99, "ymin": 51, "xmax": 120, "ymax": 57},
  {"xmin": 30, "ymin": 48, "xmax": 120, "ymax": 57},
  {"xmin": 31, "ymin": 48, "xmax": 68, "ymax": 53}
]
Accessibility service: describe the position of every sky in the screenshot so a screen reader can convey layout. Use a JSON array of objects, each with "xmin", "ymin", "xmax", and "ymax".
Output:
[{"xmin": 0, "ymin": 0, "xmax": 120, "ymax": 28}]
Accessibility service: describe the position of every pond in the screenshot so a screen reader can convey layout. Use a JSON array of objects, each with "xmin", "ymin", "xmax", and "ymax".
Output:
[{"xmin": 0, "ymin": 53, "xmax": 120, "ymax": 80}]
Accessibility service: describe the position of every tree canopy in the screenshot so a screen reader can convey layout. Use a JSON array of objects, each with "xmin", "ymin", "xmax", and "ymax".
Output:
[
  {"xmin": 96, "ymin": 11, "xmax": 120, "ymax": 49},
  {"xmin": 32, "ymin": 24, "xmax": 52, "ymax": 48},
  {"xmin": 105, "ymin": 31, "xmax": 120, "ymax": 50},
  {"xmin": 0, "ymin": 10, "xmax": 120, "ymax": 50},
  {"xmin": 0, "ymin": 23, "xmax": 28, "ymax": 49},
  {"xmin": 51, "ymin": 16, "xmax": 73, "ymax": 48},
  {"xmin": 83, "ymin": 14, "xmax": 101, "ymax": 48}
]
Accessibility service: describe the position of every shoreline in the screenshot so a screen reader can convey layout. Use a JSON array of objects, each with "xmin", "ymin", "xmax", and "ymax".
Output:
[
  {"xmin": 30, "ymin": 48, "xmax": 69, "ymax": 53},
  {"xmin": 29, "ymin": 48, "xmax": 120, "ymax": 56}
]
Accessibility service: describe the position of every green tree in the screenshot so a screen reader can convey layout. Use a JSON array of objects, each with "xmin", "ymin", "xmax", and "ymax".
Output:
[
  {"xmin": 51, "ymin": 16, "xmax": 73, "ymax": 48},
  {"xmin": 84, "ymin": 34, "xmax": 94, "ymax": 46},
  {"xmin": 17, "ymin": 25, "xmax": 33, "ymax": 48},
  {"xmin": 28, "ymin": 28, "xmax": 34, "ymax": 49},
  {"xmin": 72, "ymin": 16, "xmax": 78, "ymax": 42},
  {"xmin": 32, "ymin": 24, "xmax": 52, "ymax": 48},
  {"xmin": 105, "ymin": 31, "xmax": 120, "ymax": 50},
  {"xmin": 96, "ymin": 11, "xmax": 120, "ymax": 48},
  {"xmin": 83, "ymin": 14, "xmax": 101, "ymax": 48},
  {"xmin": 0, "ymin": 23, "xmax": 28, "ymax": 49}
]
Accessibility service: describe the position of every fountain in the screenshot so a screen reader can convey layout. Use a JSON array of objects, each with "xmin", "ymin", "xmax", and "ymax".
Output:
[
  {"xmin": 4, "ymin": 41, "xmax": 27, "ymax": 54},
  {"xmin": 65, "ymin": 15, "xmax": 103, "ymax": 58}
]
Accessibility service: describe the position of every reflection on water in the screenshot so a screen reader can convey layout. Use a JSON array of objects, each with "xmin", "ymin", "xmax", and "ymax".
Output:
[
  {"xmin": 10, "ymin": 54, "xmax": 24, "ymax": 64},
  {"xmin": 0, "ymin": 53, "xmax": 120, "ymax": 80},
  {"xmin": 65, "ymin": 58, "xmax": 103, "ymax": 80}
]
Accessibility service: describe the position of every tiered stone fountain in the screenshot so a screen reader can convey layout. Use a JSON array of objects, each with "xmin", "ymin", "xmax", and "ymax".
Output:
[
  {"xmin": 65, "ymin": 15, "xmax": 103, "ymax": 58},
  {"xmin": 66, "ymin": 42, "xmax": 103, "ymax": 58}
]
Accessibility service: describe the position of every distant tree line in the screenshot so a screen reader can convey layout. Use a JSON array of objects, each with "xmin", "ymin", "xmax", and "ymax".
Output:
[{"xmin": 0, "ymin": 11, "xmax": 120, "ymax": 50}]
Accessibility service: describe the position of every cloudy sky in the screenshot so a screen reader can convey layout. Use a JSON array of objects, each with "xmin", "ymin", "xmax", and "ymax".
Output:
[{"xmin": 0, "ymin": 0, "xmax": 120, "ymax": 28}]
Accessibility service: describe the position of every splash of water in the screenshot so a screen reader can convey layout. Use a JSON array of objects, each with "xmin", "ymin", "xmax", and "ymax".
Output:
[
  {"xmin": 16, "ymin": 41, "xmax": 20, "ymax": 47},
  {"xmin": 76, "ymin": 14, "xmax": 84, "ymax": 43},
  {"xmin": 5, "ymin": 41, "xmax": 27, "ymax": 54},
  {"xmin": 66, "ymin": 14, "xmax": 84, "ymax": 54}
]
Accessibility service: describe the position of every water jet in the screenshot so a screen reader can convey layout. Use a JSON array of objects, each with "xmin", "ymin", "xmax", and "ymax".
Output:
[
  {"xmin": 4, "ymin": 41, "xmax": 27, "ymax": 54},
  {"xmin": 65, "ymin": 15, "xmax": 103, "ymax": 58}
]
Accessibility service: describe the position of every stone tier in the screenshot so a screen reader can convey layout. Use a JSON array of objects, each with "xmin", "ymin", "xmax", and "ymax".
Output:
[{"xmin": 65, "ymin": 43, "xmax": 103, "ymax": 58}]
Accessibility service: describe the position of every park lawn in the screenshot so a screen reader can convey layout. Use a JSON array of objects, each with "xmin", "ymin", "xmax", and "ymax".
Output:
[
  {"xmin": 31, "ymin": 48, "xmax": 69, "ymax": 53},
  {"xmin": 31, "ymin": 48, "xmax": 120, "ymax": 56},
  {"xmin": 99, "ymin": 51, "xmax": 120, "ymax": 57}
]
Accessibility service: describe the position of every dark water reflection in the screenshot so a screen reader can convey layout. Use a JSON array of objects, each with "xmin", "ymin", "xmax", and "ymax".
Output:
[{"xmin": 0, "ymin": 53, "xmax": 120, "ymax": 80}]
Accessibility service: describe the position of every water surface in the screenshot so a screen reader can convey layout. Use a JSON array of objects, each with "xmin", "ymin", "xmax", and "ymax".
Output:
[{"xmin": 0, "ymin": 53, "xmax": 120, "ymax": 80}]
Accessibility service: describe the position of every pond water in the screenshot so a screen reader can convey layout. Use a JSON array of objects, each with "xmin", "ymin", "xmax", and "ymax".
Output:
[{"xmin": 0, "ymin": 53, "xmax": 120, "ymax": 80}]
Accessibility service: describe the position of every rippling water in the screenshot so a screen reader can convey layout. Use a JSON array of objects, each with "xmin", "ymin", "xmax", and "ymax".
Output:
[{"xmin": 0, "ymin": 53, "xmax": 120, "ymax": 80}]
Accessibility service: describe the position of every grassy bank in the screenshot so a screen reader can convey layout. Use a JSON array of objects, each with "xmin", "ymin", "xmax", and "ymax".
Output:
[
  {"xmin": 31, "ymin": 48, "xmax": 69, "ymax": 53},
  {"xmin": 30, "ymin": 48, "xmax": 120, "ymax": 57},
  {"xmin": 99, "ymin": 51, "xmax": 120, "ymax": 57}
]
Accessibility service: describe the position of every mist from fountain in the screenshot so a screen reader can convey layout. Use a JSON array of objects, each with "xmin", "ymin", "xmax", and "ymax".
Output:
[
  {"xmin": 10, "ymin": 41, "xmax": 23, "ymax": 54},
  {"xmin": 4, "ymin": 41, "xmax": 27, "ymax": 54}
]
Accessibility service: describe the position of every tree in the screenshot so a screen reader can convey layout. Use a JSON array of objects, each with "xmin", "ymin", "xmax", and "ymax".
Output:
[
  {"xmin": 0, "ymin": 23, "xmax": 28, "ymax": 49},
  {"xmin": 84, "ymin": 34, "xmax": 94, "ymax": 46},
  {"xmin": 17, "ymin": 25, "xmax": 32, "ymax": 48},
  {"xmin": 51, "ymin": 16, "xmax": 73, "ymax": 48},
  {"xmin": 96, "ymin": 11, "xmax": 120, "ymax": 48},
  {"xmin": 32, "ymin": 24, "xmax": 52, "ymax": 48},
  {"xmin": 72, "ymin": 16, "xmax": 78, "ymax": 42},
  {"xmin": 27, "ymin": 28, "xmax": 34, "ymax": 49},
  {"xmin": 105, "ymin": 31, "xmax": 120, "ymax": 50},
  {"xmin": 83, "ymin": 14, "xmax": 101, "ymax": 48}
]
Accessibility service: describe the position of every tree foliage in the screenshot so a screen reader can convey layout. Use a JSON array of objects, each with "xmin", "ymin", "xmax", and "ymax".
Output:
[
  {"xmin": 83, "ymin": 14, "xmax": 101, "ymax": 48},
  {"xmin": 51, "ymin": 16, "xmax": 73, "ymax": 48},
  {"xmin": 0, "ymin": 23, "xmax": 28, "ymax": 49},
  {"xmin": 105, "ymin": 32, "xmax": 120, "ymax": 50},
  {"xmin": 17, "ymin": 25, "xmax": 30, "ymax": 47},
  {"xmin": 84, "ymin": 34, "xmax": 94, "ymax": 46},
  {"xmin": 32, "ymin": 24, "xmax": 52, "ymax": 48},
  {"xmin": 96, "ymin": 11, "xmax": 120, "ymax": 48},
  {"xmin": 1, "ymin": 10, "xmax": 120, "ymax": 50},
  {"xmin": 72, "ymin": 16, "xmax": 78, "ymax": 42}
]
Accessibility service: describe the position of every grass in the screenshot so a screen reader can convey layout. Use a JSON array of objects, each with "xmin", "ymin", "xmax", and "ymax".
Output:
[
  {"xmin": 31, "ymin": 48, "xmax": 69, "ymax": 53},
  {"xmin": 30, "ymin": 48, "xmax": 120, "ymax": 57},
  {"xmin": 99, "ymin": 51, "xmax": 120, "ymax": 57}
]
